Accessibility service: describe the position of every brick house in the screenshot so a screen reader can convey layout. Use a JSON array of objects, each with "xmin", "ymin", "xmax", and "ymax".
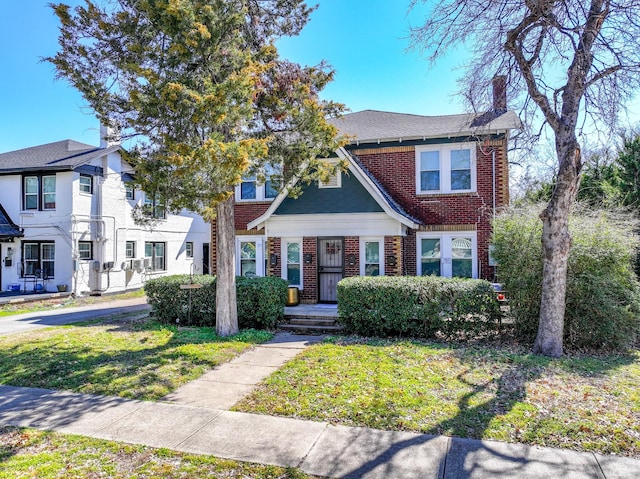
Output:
[{"xmin": 212, "ymin": 81, "xmax": 521, "ymax": 303}]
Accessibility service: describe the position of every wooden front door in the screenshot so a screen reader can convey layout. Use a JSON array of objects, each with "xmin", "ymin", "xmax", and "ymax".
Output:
[{"xmin": 318, "ymin": 237, "xmax": 344, "ymax": 303}]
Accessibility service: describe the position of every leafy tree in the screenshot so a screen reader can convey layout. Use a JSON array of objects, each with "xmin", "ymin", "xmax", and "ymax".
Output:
[
  {"xmin": 48, "ymin": 0, "xmax": 344, "ymax": 335},
  {"xmin": 411, "ymin": 0, "xmax": 640, "ymax": 356}
]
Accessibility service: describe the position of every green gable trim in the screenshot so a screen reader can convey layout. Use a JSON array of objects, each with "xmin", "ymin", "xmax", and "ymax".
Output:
[{"xmin": 276, "ymin": 171, "xmax": 384, "ymax": 215}]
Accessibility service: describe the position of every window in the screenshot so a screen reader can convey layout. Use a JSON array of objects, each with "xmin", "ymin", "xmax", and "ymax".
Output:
[
  {"xmin": 145, "ymin": 242, "xmax": 166, "ymax": 271},
  {"xmin": 125, "ymin": 184, "xmax": 135, "ymax": 200},
  {"xmin": 360, "ymin": 239, "xmax": 384, "ymax": 276},
  {"xmin": 79, "ymin": 174, "xmax": 93, "ymax": 194},
  {"xmin": 186, "ymin": 242, "xmax": 194, "ymax": 258},
  {"xmin": 144, "ymin": 194, "xmax": 165, "ymax": 219},
  {"xmin": 236, "ymin": 165, "xmax": 280, "ymax": 201},
  {"xmin": 23, "ymin": 174, "xmax": 56, "ymax": 210},
  {"xmin": 22, "ymin": 242, "xmax": 55, "ymax": 278},
  {"xmin": 78, "ymin": 241, "xmax": 93, "ymax": 260},
  {"xmin": 240, "ymin": 241, "xmax": 257, "ymax": 277},
  {"xmin": 417, "ymin": 232, "xmax": 477, "ymax": 278},
  {"xmin": 282, "ymin": 240, "xmax": 302, "ymax": 287},
  {"xmin": 126, "ymin": 241, "xmax": 136, "ymax": 258},
  {"xmin": 236, "ymin": 237, "xmax": 265, "ymax": 277},
  {"xmin": 416, "ymin": 143, "xmax": 475, "ymax": 194}
]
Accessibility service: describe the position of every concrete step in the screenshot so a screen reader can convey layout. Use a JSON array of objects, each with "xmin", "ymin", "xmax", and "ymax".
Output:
[
  {"xmin": 279, "ymin": 323, "xmax": 343, "ymax": 334},
  {"xmin": 287, "ymin": 318, "xmax": 338, "ymax": 327}
]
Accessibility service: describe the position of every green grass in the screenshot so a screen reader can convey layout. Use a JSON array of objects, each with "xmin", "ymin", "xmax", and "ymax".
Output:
[
  {"xmin": 233, "ymin": 337, "xmax": 640, "ymax": 458},
  {"xmin": 0, "ymin": 290, "xmax": 146, "ymax": 317},
  {"xmin": 0, "ymin": 427, "xmax": 313, "ymax": 478},
  {"xmin": 0, "ymin": 317, "xmax": 272, "ymax": 400}
]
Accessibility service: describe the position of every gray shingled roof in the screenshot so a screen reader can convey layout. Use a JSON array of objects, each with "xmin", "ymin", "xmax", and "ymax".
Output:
[
  {"xmin": 330, "ymin": 109, "xmax": 521, "ymax": 144},
  {"xmin": 0, "ymin": 140, "xmax": 119, "ymax": 174}
]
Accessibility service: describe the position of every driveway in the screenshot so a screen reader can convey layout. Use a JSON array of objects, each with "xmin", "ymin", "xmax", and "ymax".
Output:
[{"xmin": 0, "ymin": 297, "xmax": 149, "ymax": 336}]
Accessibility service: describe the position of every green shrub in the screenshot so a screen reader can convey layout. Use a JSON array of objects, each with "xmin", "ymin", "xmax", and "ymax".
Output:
[
  {"xmin": 492, "ymin": 205, "xmax": 640, "ymax": 351},
  {"xmin": 336, "ymin": 276, "xmax": 502, "ymax": 339},
  {"xmin": 144, "ymin": 275, "xmax": 288, "ymax": 329}
]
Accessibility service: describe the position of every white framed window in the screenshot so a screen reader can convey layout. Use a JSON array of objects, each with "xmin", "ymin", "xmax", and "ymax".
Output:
[
  {"xmin": 360, "ymin": 238, "xmax": 384, "ymax": 276},
  {"xmin": 125, "ymin": 184, "xmax": 135, "ymax": 200},
  {"xmin": 186, "ymin": 241, "xmax": 194, "ymax": 258},
  {"xmin": 144, "ymin": 194, "xmax": 165, "ymax": 219},
  {"xmin": 125, "ymin": 241, "xmax": 136, "ymax": 258},
  {"xmin": 78, "ymin": 241, "xmax": 93, "ymax": 260},
  {"xmin": 23, "ymin": 174, "xmax": 56, "ymax": 210},
  {"xmin": 236, "ymin": 236, "xmax": 265, "ymax": 277},
  {"xmin": 79, "ymin": 174, "xmax": 93, "ymax": 194},
  {"xmin": 417, "ymin": 232, "xmax": 477, "ymax": 278},
  {"xmin": 416, "ymin": 142, "xmax": 476, "ymax": 194},
  {"xmin": 235, "ymin": 164, "xmax": 280, "ymax": 201},
  {"xmin": 145, "ymin": 241, "xmax": 166, "ymax": 271},
  {"xmin": 282, "ymin": 239, "xmax": 302, "ymax": 287}
]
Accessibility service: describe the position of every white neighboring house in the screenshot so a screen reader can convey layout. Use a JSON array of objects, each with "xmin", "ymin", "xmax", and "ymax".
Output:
[{"xmin": 0, "ymin": 135, "xmax": 210, "ymax": 295}]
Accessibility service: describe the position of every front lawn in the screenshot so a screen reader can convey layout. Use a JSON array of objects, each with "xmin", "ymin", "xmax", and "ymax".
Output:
[
  {"xmin": 0, "ymin": 427, "xmax": 312, "ymax": 479},
  {"xmin": 0, "ymin": 317, "xmax": 271, "ymax": 400},
  {"xmin": 234, "ymin": 338, "xmax": 640, "ymax": 458}
]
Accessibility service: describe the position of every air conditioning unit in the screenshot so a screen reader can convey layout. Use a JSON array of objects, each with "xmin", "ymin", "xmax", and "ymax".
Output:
[
  {"xmin": 121, "ymin": 260, "xmax": 132, "ymax": 271},
  {"xmin": 132, "ymin": 259, "xmax": 143, "ymax": 271},
  {"xmin": 143, "ymin": 258, "xmax": 152, "ymax": 269}
]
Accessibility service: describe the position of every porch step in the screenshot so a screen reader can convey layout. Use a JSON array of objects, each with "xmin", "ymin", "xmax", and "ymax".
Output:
[{"xmin": 279, "ymin": 315, "xmax": 343, "ymax": 334}]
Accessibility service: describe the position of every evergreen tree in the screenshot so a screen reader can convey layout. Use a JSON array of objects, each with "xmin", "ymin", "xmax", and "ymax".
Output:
[{"xmin": 48, "ymin": 0, "xmax": 344, "ymax": 335}]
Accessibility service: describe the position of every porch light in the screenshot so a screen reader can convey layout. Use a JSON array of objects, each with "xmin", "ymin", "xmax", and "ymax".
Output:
[{"xmin": 386, "ymin": 255, "xmax": 397, "ymax": 266}]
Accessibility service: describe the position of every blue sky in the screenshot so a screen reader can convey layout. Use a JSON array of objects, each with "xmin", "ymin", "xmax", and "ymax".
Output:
[{"xmin": 1, "ymin": 1, "xmax": 470, "ymax": 153}]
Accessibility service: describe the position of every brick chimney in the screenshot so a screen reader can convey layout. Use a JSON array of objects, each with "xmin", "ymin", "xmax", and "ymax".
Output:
[
  {"xmin": 100, "ymin": 122, "xmax": 121, "ymax": 148},
  {"xmin": 492, "ymin": 75, "xmax": 507, "ymax": 112}
]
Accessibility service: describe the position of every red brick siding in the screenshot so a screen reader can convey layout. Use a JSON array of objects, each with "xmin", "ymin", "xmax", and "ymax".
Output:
[
  {"xmin": 235, "ymin": 202, "xmax": 270, "ymax": 231},
  {"xmin": 344, "ymin": 236, "xmax": 359, "ymax": 278},
  {"xmin": 267, "ymin": 237, "xmax": 281, "ymax": 278},
  {"xmin": 300, "ymin": 237, "xmax": 317, "ymax": 303},
  {"xmin": 384, "ymin": 236, "xmax": 402, "ymax": 276}
]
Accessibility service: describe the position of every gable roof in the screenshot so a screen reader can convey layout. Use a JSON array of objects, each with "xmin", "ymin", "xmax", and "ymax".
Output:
[
  {"xmin": 329, "ymin": 109, "xmax": 521, "ymax": 144},
  {"xmin": 0, "ymin": 203, "xmax": 23, "ymax": 240},
  {"xmin": 0, "ymin": 140, "xmax": 120, "ymax": 174},
  {"xmin": 247, "ymin": 147, "xmax": 422, "ymax": 231}
]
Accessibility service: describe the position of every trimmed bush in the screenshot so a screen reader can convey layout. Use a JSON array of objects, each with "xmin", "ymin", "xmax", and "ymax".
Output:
[
  {"xmin": 492, "ymin": 205, "xmax": 640, "ymax": 351},
  {"xmin": 144, "ymin": 275, "xmax": 288, "ymax": 329},
  {"xmin": 336, "ymin": 276, "xmax": 502, "ymax": 339}
]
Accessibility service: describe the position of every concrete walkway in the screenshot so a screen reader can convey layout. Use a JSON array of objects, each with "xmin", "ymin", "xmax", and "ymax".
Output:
[{"xmin": 1, "ymin": 331, "xmax": 639, "ymax": 478}]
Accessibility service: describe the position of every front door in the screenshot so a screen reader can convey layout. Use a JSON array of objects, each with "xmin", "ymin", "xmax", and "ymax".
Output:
[{"xmin": 318, "ymin": 237, "xmax": 344, "ymax": 302}]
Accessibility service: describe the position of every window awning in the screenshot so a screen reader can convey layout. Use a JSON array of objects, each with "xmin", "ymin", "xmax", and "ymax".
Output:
[{"xmin": 0, "ymin": 203, "xmax": 23, "ymax": 242}]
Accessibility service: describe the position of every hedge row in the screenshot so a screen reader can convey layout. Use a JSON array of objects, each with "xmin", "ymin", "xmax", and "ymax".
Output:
[
  {"xmin": 336, "ymin": 276, "xmax": 502, "ymax": 339},
  {"xmin": 144, "ymin": 275, "xmax": 288, "ymax": 328}
]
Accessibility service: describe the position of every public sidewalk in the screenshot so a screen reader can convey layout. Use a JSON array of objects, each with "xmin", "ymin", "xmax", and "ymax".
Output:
[{"xmin": 0, "ymin": 332, "xmax": 639, "ymax": 478}]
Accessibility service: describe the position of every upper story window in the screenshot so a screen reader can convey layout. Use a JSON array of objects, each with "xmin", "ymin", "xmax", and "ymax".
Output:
[
  {"xmin": 236, "ymin": 164, "xmax": 279, "ymax": 202},
  {"xmin": 144, "ymin": 194, "xmax": 166, "ymax": 219},
  {"xmin": 23, "ymin": 174, "xmax": 56, "ymax": 210},
  {"xmin": 79, "ymin": 174, "xmax": 93, "ymax": 194},
  {"xmin": 125, "ymin": 184, "xmax": 135, "ymax": 200},
  {"xmin": 415, "ymin": 143, "xmax": 476, "ymax": 194}
]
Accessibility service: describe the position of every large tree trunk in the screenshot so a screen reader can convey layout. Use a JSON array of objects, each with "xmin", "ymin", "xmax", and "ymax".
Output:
[
  {"xmin": 215, "ymin": 195, "xmax": 238, "ymax": 336},
  {"xmin": 534, "ymin": 140, "xmax": 581, "ymax": 357}
]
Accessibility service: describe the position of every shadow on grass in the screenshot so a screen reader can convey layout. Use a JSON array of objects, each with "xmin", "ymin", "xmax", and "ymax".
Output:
[
  {"xmin": 332, "ymin": 340, "xmax": 638, "ymax": 478},
  {"xmin": 0, "ymin": 319, "xmax": 270, "ymax": 401}
]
